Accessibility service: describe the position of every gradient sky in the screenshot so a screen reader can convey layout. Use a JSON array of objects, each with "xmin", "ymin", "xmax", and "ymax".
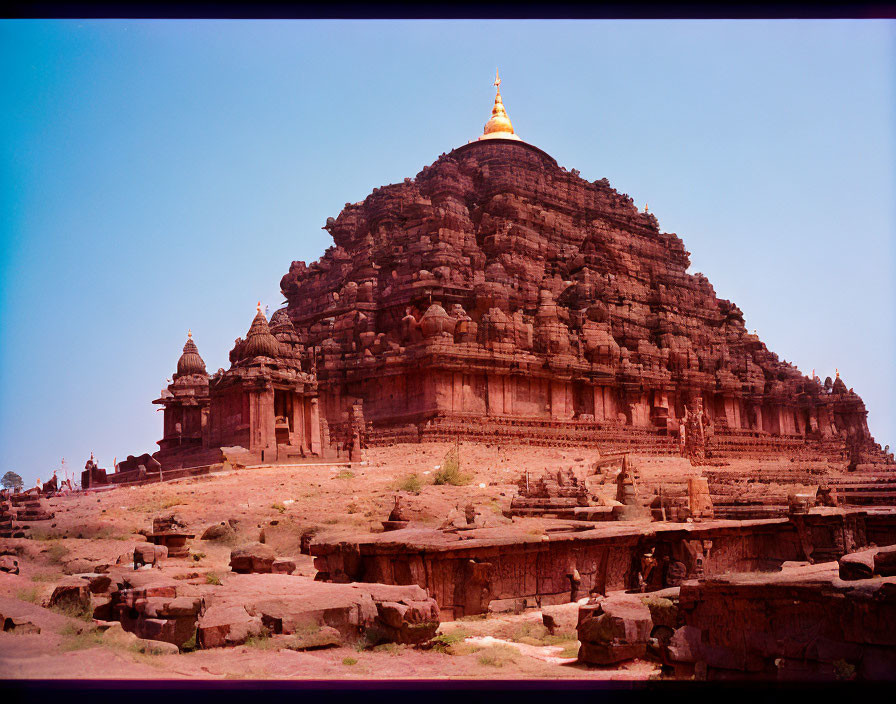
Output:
[{"xmin": 1, "ymin": 19, "xmax": 894, "ymax": 487}]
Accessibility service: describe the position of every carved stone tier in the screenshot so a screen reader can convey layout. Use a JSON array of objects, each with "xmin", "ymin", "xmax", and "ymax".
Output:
[{"xmin": 280, "ymin": 139, "xmax": 879, "ymax": 459}]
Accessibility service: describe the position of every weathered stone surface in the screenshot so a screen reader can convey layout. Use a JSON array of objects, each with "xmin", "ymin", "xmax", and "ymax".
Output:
[
  {"xmin": 0, "ymin": 595, "xmax": 87, "ymax": 635},
  {"xmin": 312, "ymin": 511, "xmax": 892, "ymax": 619},
  {"xmin": 48, "ymin": 580, "xmax": 92, "ymax": 611},
  {"xmin": 195, "ymin": 574, "xmax": 438, "ymax": 649},
  {"xmin": 271, "ymin": 558, "xmax": 296, "ymax": 575},
  {"xmin": 541, "ymin": 603, "xmax": 580, "ymax": 635},
  {"xmin": 229, "ymin": 543, "xmax": 276, "ymax": 574},
  {"xmin": 577, "ymin": 593, "xmax": 653, "ymax": 665},
  {"xmin": 0, "ymin": 555, "xmax": 19, "ymax": 574},
  {"xmin": 97, "ymin": 573, "xmax": 199, "ymax": 649},
  {"xmin": 667, "ymin": 563, "xmax": 896, "ymax": 680},
  {"xmin": 62, "ymin": 558, "xmax": 96, "ymax": 575},
  {"xmin": 200, "ymin": 522, "xmax": 234, "ymax": 541},
  {"xmin": 840, "ymin": 548, "xmax": 877, "ymax": 580},
  {"xmin": 134, "ymin": 543, "xmax": 168, "ymax": 568},
  {"xmin": 873, "ymin": 545, "xmax": 896, "ymax": 577},
  {"xmin": 3, "ymin": 617, "xmax": 40, "ymax": 634},
  {"xmin": 196, "ymin": 603, "xmax": 265, "ymax": 649},
  {"xmin": 100, "ymin": 622, "xmax": 181, "ymax": 655}
]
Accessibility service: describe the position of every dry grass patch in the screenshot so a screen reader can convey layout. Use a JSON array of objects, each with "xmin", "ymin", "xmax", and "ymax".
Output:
[{"xmin": 476, "ymin": 644, "xmax": 519, "ymax": 667}]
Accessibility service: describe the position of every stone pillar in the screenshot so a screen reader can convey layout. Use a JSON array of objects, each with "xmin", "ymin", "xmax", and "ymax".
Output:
[
  {"xmin": 795, "ymin": 409, "xmax": 806, "ymax": 436},
  {"xmin": 550, "ymin": 382, "xmax": 571, "ymax": 420},
  {"xmin": 777, "ymin": 406, "xmax": 789, "ymax": 436},
  {"xmin": 249, "ymin": 386, "xmax": 276, "ymax": 458},
  {"xmin": 503, "ymin": 376, "xmax": 513, "ymax": 416},
  {"xmin": 292, "ymin": 392, "xmax": 306, "ymax": 450},
  {"xmin": 603, "ymin": 387, "xmax": 617, "ymax": 422},
  {"xmin": 632, "ymin": 393, "xmax": 651, "ymax": 426},
  {"xmin": 593, "ymin": 385, "xmax": 605, "ymax": 420},
  {"xmin": 487, "ymin": 375, "xmax": 503, "ymax": 416},
  {"xmin": 451, "ymin": 372, "xmax": 463, "ymax": 414},
  {"xmin": 723, "ymin": 395, "xmax": 741, "ymax": 429},
  {"xmin": 309, "ymin": 398, "xmax": 322, "ymax": 455}
]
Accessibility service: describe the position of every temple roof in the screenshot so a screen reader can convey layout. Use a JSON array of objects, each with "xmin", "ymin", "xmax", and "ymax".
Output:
[
  {"xmin": 175, "ymin": 330, "xmax": 207, "ymax": 378},
  {"xmin": 237, "ymin": 303, "xmax": 281, "ymax": 361}
]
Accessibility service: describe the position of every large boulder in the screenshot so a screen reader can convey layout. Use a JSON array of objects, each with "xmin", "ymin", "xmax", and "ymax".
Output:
[
  {"xmin": 106, "ymin": 574, "xmax": 199, "ymax": 648},
  {"xmin": 196, "ymin": 574, "xmax": 439, "ymax": 649},
  {"xmin": 839, "ymin": 548, "xmax": 877, "ymax": 581},
  {"xmin": 839, "ymin": 545, "xmax": 896, "ymax": 581},
  {"xmin": 100, "ymin": 621, "xmax": 180, "ymax": 655},
  {"xmin": 134, "ymin": 543, "xmax": 168, "ymax": 568},
  {"xmin": 229, "ymin": 543, "xmax": 276, "ymax": 574},
  {"xmin": 48, "ymin": 580, "xmax": 92, "ymax": 612},
  {"xmin": 577, "ymin": 594, "xmax": 653, "ymax": 665},
  {"xmin": 201, "ymin": 522, "xmax": 235, "ymax": 541},
  {"xmin": 196, "ymin": 604, "xmax": 267, "ymax": 649},
  {"xmin": 0, "ymin": 555, "xmax": 19, "ymax": 575},
  {"xmin": 874, "ymin": 546, "xmax": 896, "ymax": 577}
]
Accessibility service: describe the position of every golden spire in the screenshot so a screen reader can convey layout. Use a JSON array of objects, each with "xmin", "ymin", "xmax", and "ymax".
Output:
[
  {"xmin": 478, "ymin": 68, "xmax": 521, "ymax": 142},
  {"xmin": 188, "ymin": 329, "xmax": 192, "ymax": 339},
  {"xmin": 836, "ymin": 368, "xmax": 840, "ymax": 378},
  {"xmin": 644, "ymin": 202, "xmax": 649, "ymax": 213},
  {"xmin": 257, "ymin": 301, "xmax": 262, "ymax": 313}
]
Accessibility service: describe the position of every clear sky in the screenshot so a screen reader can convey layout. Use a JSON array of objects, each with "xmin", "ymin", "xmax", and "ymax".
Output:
[{"xmin": 1, "ymin": 19, "xmax": 894, "ymax": 486}]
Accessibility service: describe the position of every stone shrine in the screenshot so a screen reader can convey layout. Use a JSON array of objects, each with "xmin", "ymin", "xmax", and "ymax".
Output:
[{"xmin": 153, "ymin": 306, "xmax": 334, "ymax": 469}]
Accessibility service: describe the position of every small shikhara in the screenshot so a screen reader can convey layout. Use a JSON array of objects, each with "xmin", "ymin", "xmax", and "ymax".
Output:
[{"xmin": 152, "ymin": 304, "xmax": 337, "ymax": 470}]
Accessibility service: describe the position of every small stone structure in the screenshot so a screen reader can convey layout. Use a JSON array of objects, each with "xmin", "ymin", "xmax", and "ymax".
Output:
[{"xmin": 152, "ymin": 312, "xmax": 337, "ymax": 470}]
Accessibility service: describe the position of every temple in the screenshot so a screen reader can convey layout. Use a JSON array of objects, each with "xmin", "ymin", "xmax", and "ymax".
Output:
[
  {"xmin": 153, "ymin": 306, "xmax": 334, "ymax": 469},
  {"xmin": 276, "ymin": 73, "xmax": 886, "ymax": 465},
  {"xmin": 153, "ymin": 73, "xmax": 889, "ymax": 469}
]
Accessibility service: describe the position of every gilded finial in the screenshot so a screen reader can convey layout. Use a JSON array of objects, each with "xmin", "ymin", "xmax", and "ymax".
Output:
[
  {"xmin": 644, "ymin": 202, "xmax": 649, "ymax": 213},
  {"xmin": 836, "ymin": 368, "xmax": 840, "ymax": 378},
  {"xmin": 188, "ymin": 329, "xmax": 192, "ymax": 339},
  {"xmin": 257, "ymin": 301, "xmax": 262, "ymax": 314},
  {"xmin": 478, "ymin": 68, "xmax": 521, "ymax": 142}
]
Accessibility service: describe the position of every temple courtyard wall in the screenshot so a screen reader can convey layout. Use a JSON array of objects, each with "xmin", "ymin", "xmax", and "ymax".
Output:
[{"xmin": 311, "ymin": 509, "xmax": 896, "ymax": 619}]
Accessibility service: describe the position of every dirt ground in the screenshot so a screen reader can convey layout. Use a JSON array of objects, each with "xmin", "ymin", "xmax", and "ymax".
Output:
[{"xmin": 1, "ymin": 441, "xmax": 806, "ymax": 680}]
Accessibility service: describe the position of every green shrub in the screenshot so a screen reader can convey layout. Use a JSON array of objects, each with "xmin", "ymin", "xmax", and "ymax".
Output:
[
  {"xmin": 511, "ymin": 622, "xmax": 549, "ymax": 644},
  {"xmin": 335, "ymin": 470, "xmax": 355, "ymax": 480},
  {"xmin": 371, "ymin": 642, "xmax": 404, "ymax": 655},
  {"xmin": 833, "ymin": 659, "xmax": 856, "ymax": 681},
  {"xmin": 16, "ymin": 586, "xmax": 42, "ymax": 604},
  {"xmin": 271, "ymin": 503, "xmax": 286, "ymax": 514},
  {"xmin": 396, "ymin": 474, "xmax": 422, "ymax": 493},
  {"xmin": 51, "ymin": 600, "xmax": 94, "ymax": 622},
  {"xmin": 559, "ymin": 643, "xmax": 580, "ymax": 658},
  {"xmin": 428, "ymin": 630, "xmax": 468, "ymax": 653},
  {"xmin": 60, "ymin": 629, "xmax": 104, "ymax": 652},
  {"xmin": 244, "ymin": 634, "xmax": 277, "ymax": 650},
  {"xmin": 205, "ymin": 572, "xmax": 222, "ymax": 586},
  {"xmin": 433, "ymin": 461, "xmax": 470, "ymax": 486},
  {"xmin": 342, "ymin": 656, "xmax": 358, "ymax": 666},
  {"xmin": 45, "ymin": 542, "xmax": 69, "ymax": 565}
]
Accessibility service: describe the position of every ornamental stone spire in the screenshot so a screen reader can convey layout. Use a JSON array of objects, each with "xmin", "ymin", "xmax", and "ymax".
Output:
[{"xmin": 479, "ymin": 68, "xmax": 521, "ymax": 142}]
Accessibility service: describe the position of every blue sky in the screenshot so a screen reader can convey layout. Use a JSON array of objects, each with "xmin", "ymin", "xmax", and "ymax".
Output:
[{"xmin": 1, "ymin": 20, "xmax": 894, "ymax": 486}]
